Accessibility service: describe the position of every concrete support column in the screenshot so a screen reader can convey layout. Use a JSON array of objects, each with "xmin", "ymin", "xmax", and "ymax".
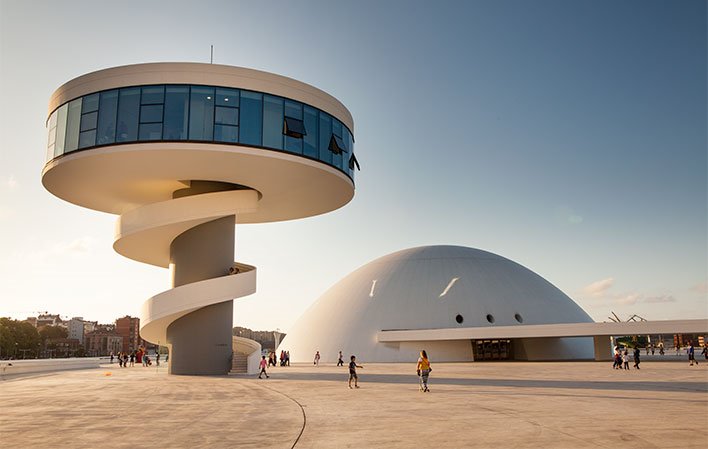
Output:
[
  {"xmin": 166, "ymin": 182, "xmax": 237, "ymax": 375},
  {"xmin": 593, "ymin": 335, "xmax": 612, "ymax": 361}
]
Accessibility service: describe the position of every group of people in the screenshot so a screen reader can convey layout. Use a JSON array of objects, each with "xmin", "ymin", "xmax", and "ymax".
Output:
[
  {"xmin": 612, "ymin": 345, "xmax": 641, "ymax": 370},
  {"xmin": 265, "ymin": 350, "xmax": 290, "ymax": 367},
  {"xmin": 109, "ymin": 347, "xmax": 161, "ymax": 368}
]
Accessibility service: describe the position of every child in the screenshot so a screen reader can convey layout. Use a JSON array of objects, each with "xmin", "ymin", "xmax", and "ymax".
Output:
[
  {"xmin": 622, "ymin": 350, "xmax": 629, "ymax": 370},
  {"xmin": 258, "ymin": 355, "xmax": 269, "ymax": 379},
  {"xmin": 348, "ymin": 355, "xmax": 363, "ymax": 389}
]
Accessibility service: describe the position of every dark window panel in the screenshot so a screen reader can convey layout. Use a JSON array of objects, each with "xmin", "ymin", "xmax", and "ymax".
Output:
[
  {"xmin": 97, "ymin": 90, "xmax": 118, "ymax": 145},
  {"xmin": 80, "ymin": 111, "xmax": 98, "ymax": 132},
  {"xmin": 189, "ymin": 86, "xmax": 214, "ymax": 141},
  {"xmin": 283, "ymin": 116, "xmax": 306, "ymax": 138},
  {"xmin": 318, "ymin": 113, "xmax": 332, "ymax": 164},
  {"xmin": 117, "ymin": 88, "xmax": 140, "ymax": 142},
  {"xmin": 82, "ymin": 93, "xmax": 99, "ymax": 113},
  {"xmin": 216, "ymin": 88, "xmax": 239, "ymax": 107},
  {"xmin": 284, "ymin": 100, "xmax": 302, "ymax": 120},
  {"xmin": 140, "ymin": 104, "xmax": 163, "ymax": 123},
  {"xmin": 141, "ymin": 86, "xmax": 164, "ymax": 105},
  {"xmin": 348, "ymin": 153, "xmax": 360, "ymax": 171},
  {"xmin": 163, "ymin": 86, "xmax": 189, "ymax": 140},
  {"xmin": 303, "ymin": 106, "xmax": 318, "ymax": 158},
  {"xmin": 215, "ymin": 106, "xmax": 238, "ymax": 125},
  {"xmin": 263, "ymin": 95, "xmax": 283, "ymax": 150},
  {"xmin": 78, "ymin": 130, "xmax": 96, "ymax": 149},
  {"xmin": 139, "ymin": 123, "xmax": 163, "ymax": 141},
  {"xmin": 240, "ymin": 91, "xmax": 262, "ymax": 146},
  {"xmin": 214, "ymin": 124, "xmax": 238, "ymax": 143},
  {"xmin": 328, "ymin": 134, "xmax": 346, "ymax": 154},
  {"xmin": 331, "ymin": 120, "xmax": 344, "ymax": 169}
]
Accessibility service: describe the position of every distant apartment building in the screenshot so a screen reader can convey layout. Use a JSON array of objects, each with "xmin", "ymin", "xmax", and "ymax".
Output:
[
  {"xmin": 36, "ymin": 313, "xmax": 63, "ymax": 328},
  {"xmin": 115, "ymin": 316, "xmax": 141, "ymax": 352},
  {"xmin": 84, "ymin": 329, "xmax": 122, "ymax": 356},
  {"xmin": 67, "ymin": 317, "xmax": 85, "ymax": 344}
]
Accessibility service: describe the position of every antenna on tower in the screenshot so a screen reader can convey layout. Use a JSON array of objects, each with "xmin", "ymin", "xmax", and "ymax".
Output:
[{"xmin": 210, "ymin": 45, "xmax": 214, "ymax": 64}]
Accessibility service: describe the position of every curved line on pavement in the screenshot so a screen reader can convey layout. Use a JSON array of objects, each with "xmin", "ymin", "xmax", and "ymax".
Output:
[{"xmin": 258, "ymin": 383, "xmax": 307, "ymax": 449}]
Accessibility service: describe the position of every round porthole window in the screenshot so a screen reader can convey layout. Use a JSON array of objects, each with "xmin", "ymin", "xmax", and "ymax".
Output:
[
  {"xmin": 486, "ymin": 314, "xmax": 495, "ymax": 324},
  {"xmin": 455, "ymin": 314, "xmax": 464, "ymax": 324},
  {"xmin": 514, "ymin": 313, "xmax": 523, "ymax": 323}
]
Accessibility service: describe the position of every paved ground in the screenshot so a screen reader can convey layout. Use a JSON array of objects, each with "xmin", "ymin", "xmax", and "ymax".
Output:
[{"xmin": 1, "ymin": 360, "xmax": 706, "ymax": 449}]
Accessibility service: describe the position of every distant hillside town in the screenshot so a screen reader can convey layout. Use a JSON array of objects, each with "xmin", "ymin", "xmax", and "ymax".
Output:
[{"xmin": 0, "ymin": 313, "xmax": 283, "ymax": 359}]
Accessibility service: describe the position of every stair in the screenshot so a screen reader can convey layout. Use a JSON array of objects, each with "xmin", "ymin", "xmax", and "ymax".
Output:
[{"xmin": 231, "ymin": 352, "xmax": 248, "ymax": 374}]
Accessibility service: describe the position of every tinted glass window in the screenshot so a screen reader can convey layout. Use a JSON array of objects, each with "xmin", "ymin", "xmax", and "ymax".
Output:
[
  {"xmin": 216, "ymin": 88, "xmax": 239, "ymax": 107},
  {"xmin": 78, "ymin": 130, "xmax": 96, "ymax": 149},
  {"xmin": 164, "ymin": 86, "xmax": 189, "ymax": 140},
  {"xmin": 215, "ymin": 106, "xmax": 238, "ymax": 125},
  {"xmin": 214, "ymin": 124, "xmax": 238, "ymax": 143},
  {"xmin": 263, "ymin": 95, "xmax": 283, "ymax": 149},
  {"xmin": 189, "ymin": 86, "xmax": 214, "ymax": 141},
  {"xmin": 284, "ymin": 100, "xmax": 302, "ymax": 119},
  {"xmin": 47, "ymin": 111, "xmax": 57, "ymax": 146},
  {"xmin": 117, "ymin": 88, "xmax": 140, "ymax": 142},
  {"xmin": 331, "ymin": 119, "xmax": 343, "ymax": 169},
  {"xmin": 80, "ymin": 111, "xmax": 98, "ymax": 132},
  {"xmin": 303, "ymin": 106, "xmax": 318, "ymax": 158},
  {"xmin": 240, "ymin": 91, "xmax": 262, "ymax": 146},
  {"xmin": 141, "ymin": 86, "xmax": 164, "ymax": 104},
  {"xmin": 65, "ymin": 98, "xmax": 82, "ymax": 152},
  {"xmin": 55, "ymin": 104, "xmax": 68, "ymax": 157},
  {"xmin": 140, "ymin": 105, "xmax": 163, "ymax": 123},
  {"xmin": 82, "ymin": 93, "xmax": 99, "ymax": 113},
  {"xmin": 139, "ymin": 123, "xmax": 162, "ymax": 141},
  {"xmin": 318, "ymin": 113, "xmax": 332, "ymax": 164},
  {"xmin": 97, "ymin": 90, "xmax": 118, "ymax": 145}
]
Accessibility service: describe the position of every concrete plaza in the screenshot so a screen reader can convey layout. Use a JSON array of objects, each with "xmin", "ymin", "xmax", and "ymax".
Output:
[{"xmin": 1, "ymin": 359, "xmax": 706, "ymax": 448}]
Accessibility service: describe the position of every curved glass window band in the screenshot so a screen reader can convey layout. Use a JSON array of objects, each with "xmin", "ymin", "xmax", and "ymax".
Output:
[{"xmin": 47, "ymin": 84, "xmax": 355, "ymax": 182}]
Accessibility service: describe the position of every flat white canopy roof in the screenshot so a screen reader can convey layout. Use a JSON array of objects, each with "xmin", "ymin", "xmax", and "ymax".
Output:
[{"xmin": 377, "ymin": 319, "xmax": 708, "ymax": 342}]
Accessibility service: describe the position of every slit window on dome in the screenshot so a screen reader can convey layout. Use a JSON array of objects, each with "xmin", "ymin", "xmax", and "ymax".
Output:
[
  {"xmin": 328, "ymin": 134, "xmax": 346, "ymax": 154},
  {"xmin": 439, "ymin": 277, "xmax": 459, "ymax": 298},
  {"xmin": 369, "ymin": 280, "xmax": 377, "ymax": 298},
  {"xmin": 283, "ymin": 116, "xmax": 306, "ymax": 138}
]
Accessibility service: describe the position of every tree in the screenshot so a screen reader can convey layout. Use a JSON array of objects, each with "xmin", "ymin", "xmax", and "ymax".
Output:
[
  {"xmin": 0, "ymin": 318, "xmax": 41, "ymax": 359},
  {"xmin": 38, "ymin": 325, "xmax": 68, "ymax": 341}
]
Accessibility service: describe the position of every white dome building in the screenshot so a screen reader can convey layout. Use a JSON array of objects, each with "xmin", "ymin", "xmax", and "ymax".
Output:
[{"xmin": 280, "ymin": 245, "xmax": 596, "ymax": 363}]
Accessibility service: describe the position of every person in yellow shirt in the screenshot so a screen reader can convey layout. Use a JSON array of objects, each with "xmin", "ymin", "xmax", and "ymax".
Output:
[{"xmin": 416, "ymin": 350, "xmax": 432, "ymax": 392}]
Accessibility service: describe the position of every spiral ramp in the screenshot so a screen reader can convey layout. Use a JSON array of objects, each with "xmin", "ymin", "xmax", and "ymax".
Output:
[{"xmin": 115, "ymin": 187, "xmax": 260, "ymax": 375}]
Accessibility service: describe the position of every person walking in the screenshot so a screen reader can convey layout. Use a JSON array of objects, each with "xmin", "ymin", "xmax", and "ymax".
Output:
[
  {"xmin": 417, "ymin": 350, "xmax": 432, "ymax": 392},
  {"xmin": 314, "ymin": 351, "xmax": 321, "ymax": 367},
  {"xmin": 348, "ymin": 355, "xmax": 363, "ymax": 389},
  {"xmin": 702, "ymin": 344, "xmax": 708, "ymax": 360},
  {"xmin": 688, "ymin": 342, "xmax": 698, "ymax": 366},
  {"xmin": 337, "ymin": 351, "xmax": 344, "ymax": 367},
  {"xmin": 156, "ymin": 352, "xmax": 160, "ymax": 366},
  {"xmin": 258, "ymin": 355, "xmax": 269, "ymax": 379},
  {"xmin": 622, "ymin": 350, "xmax": 629, "ymax": 370},
  {"xmin": 633, "ymin": 346, "xmax": 641, "ymax": 369}
]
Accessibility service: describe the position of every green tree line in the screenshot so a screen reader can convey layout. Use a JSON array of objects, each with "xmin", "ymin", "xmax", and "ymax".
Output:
[{"xmin": 0, "ymin": 318, "xmax": 68, "ymax": 359}]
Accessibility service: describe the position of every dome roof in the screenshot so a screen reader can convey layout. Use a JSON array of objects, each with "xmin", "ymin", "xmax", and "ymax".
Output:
[{"xmin": 280, "ymin": 245, "xmax": 593, "ymax": 362}]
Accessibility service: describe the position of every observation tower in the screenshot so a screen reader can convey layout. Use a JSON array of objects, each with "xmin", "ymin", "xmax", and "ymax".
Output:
[{"xmin": 42, "ymin": 63, "xmax": 357, "ymax": 375}]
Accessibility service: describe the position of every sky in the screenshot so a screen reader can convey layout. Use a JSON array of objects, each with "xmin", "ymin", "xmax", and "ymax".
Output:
[{"xmin": 0, "ymin": 0, "xmax": 706, "ymax": 332}]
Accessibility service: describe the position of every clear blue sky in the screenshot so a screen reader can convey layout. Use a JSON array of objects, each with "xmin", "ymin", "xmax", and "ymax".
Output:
[{"xmin": 0, "ymin": 0, "xmax": 705, "ymax": 330}]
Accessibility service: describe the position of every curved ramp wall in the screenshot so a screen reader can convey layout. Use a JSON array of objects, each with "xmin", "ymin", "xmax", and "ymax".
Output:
[{"xmin": 42, "ymin": 63, "xmax": 356, "ymax": 375}]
